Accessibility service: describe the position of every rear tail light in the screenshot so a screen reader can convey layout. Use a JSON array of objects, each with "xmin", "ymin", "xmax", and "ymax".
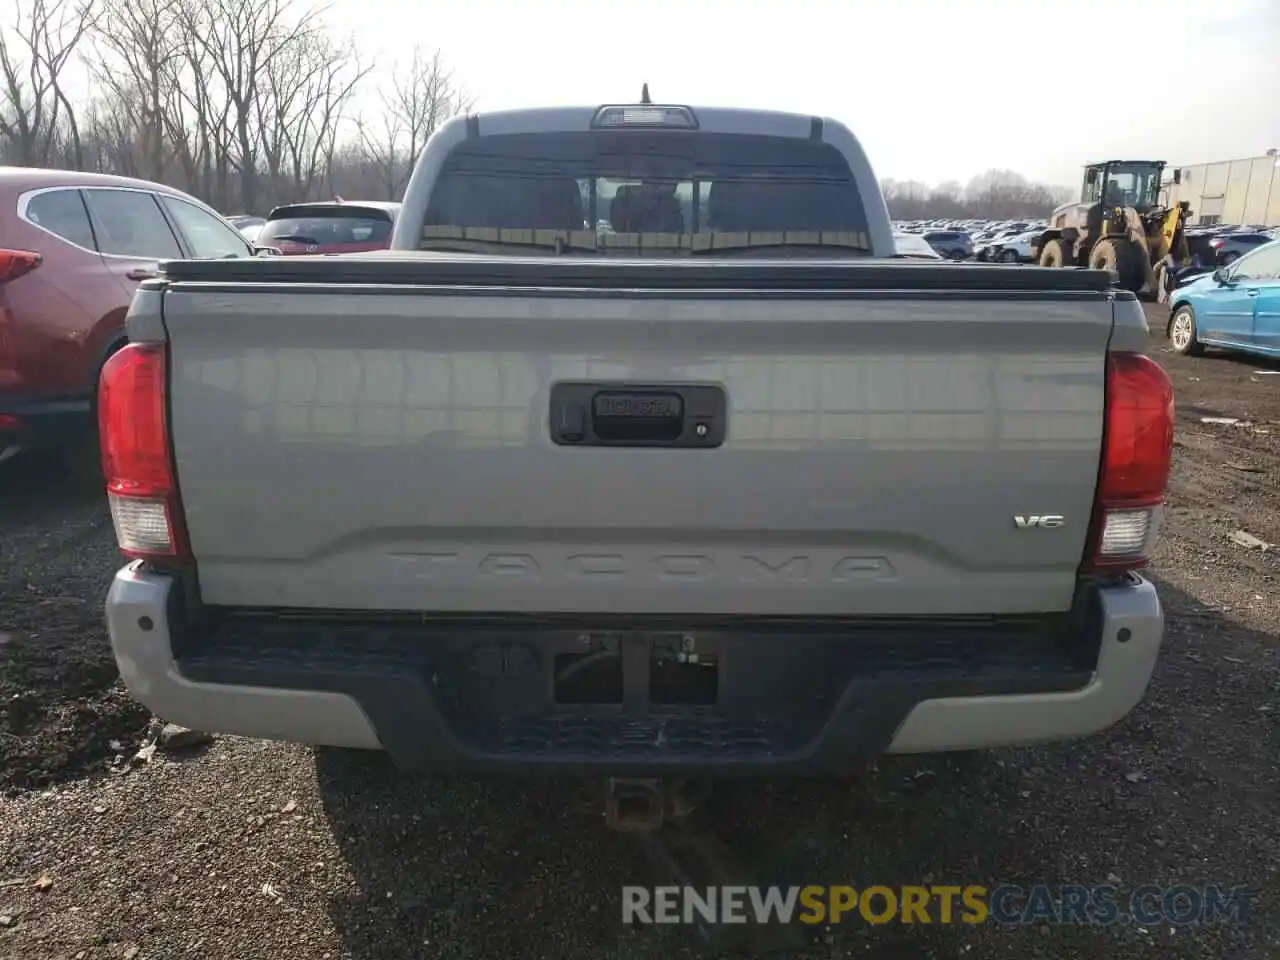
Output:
[
  {"xmin": 1083, "ymin": 352, "xmax": 1175, "ymax": 574},
  {"xmin": 98, "ymin": 342, "xmax": 189, "ymax": 562},
  {"xmin": 0, "ymin": 249, "xmax": 42, "ymax": 284},
  {"xmin": 1, "ymin": 251, "xmax": 41, "ymax": 371},
  {"xmin": 1209, "ymin": 238, "xmax": 1225, "ymax": 248}
]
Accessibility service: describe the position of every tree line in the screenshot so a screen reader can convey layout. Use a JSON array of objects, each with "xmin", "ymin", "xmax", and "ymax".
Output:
[
  {"xmin": 882, "ymin": 172, "xmax": 1075, "ymax": 221},
  {"xmin": 2, "ymin": 0, "xmax": 1074, "ymax": 220},
  {"xmin": 0, "ymin": 0, "xmax": 469, "ymax": 214}
]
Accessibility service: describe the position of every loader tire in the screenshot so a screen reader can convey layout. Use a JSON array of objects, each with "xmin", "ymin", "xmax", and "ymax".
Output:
[
  {"xmin": 1038, "ymin": 239, "xmax": 1071, "ymax": 268},
  {"xmin": 1089, "ymin": 238, "xmax": 1141, "ymax": 289}
]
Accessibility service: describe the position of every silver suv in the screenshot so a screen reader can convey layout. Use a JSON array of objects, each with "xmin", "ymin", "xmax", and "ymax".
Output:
[{"xmin": 922, "ymin": 230, "xmax": 973, "ymax": 260}]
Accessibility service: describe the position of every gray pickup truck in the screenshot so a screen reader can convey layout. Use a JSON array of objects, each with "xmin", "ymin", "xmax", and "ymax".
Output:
[{"xmin": 102, "ymin": 101, "xmax": 1174, "ymax": 781}]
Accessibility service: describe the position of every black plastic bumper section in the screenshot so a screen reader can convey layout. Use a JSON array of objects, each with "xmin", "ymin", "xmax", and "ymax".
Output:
[
  {"xmin": 175, "ymin": 610, "xmax": 1099, "ymax": 775},
  {"xmin": 0, "ymin": 395, "xmax": 92, "ymax": 445}
]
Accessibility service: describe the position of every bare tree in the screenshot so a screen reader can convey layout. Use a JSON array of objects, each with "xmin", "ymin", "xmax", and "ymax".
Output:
[
  {"xmin": 0, "ymin": 0, "xmax": 97, "ymax": 166},
  {"xmin": 6, "ymin": 4, "xmax": 476, "ymax": 214},
  {"xmin": 395, "ymin": 48, "xmax": 471, "ymax": 178},
  {"xmin": 358, "ymin": 46, "xmax": 470, "ymax": 200},
  {"xmin": 880, "ymin": 179, "xmax": 932, "ymax": 220},
  {"xmin": 356, "ymin": 105, "xmax": 401, "ymax": 200},
  {"xmin": 955, "ymin": 169, "xmax": 1067, "ymax": 220},
  {"xmin": 192, "ymin": 0, "xmax": 323, "ymax": 213},
  {"xmin": 165, "ymin": 0, "xmax": 237, "ymax": 207},
  {"xmin": 1048, "ymin": 184, "xmax": 1074, "ymax": 206},
  {"xmin": 882, "ymin": 171, "xmax": 1072, "ymax": 221},
  {"xmin": 82, "ymin": 83, "xmax": 146, "ymax": 174},
  {"xmin": 260, "ymin": 29, "xmax": 370, "ymax": 203},
  {"xmin": 932, "ymin": 180, "xmax": 964, "ymax": 203},
  {"xmin": 89, "ymin": 0, "xmax": 184, "ymax": 181},
  {"xmin": 70, "ymin": 0, "xmax": 382, "ymax": 212}
]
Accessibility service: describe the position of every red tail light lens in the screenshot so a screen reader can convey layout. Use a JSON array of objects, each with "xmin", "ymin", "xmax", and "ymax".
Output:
[
  {"xmin": 98, "ymin": 343, "xmax": 189, "ymax": 561},
  {"xmin": 0, "ymin": 249, "xmax": 42, "ymax": 284},
  {"xmin": 1083, "ymin": 352, "xmax": 1175, "ymax": 573}
]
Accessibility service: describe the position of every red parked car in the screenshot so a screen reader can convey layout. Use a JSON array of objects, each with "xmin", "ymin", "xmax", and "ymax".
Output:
[
  {"xmin": 255, "ymin": 200, "xmax": 401, "ymax": 256},
  {"xmin": 0, "ymin": 167, "xmax": 256, "ymax": 462}
]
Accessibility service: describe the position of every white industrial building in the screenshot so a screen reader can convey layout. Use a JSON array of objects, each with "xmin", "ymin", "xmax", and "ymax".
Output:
[{"xmin": 1163, "ymin": 152, "xmax": 1280, "ymax": 227}]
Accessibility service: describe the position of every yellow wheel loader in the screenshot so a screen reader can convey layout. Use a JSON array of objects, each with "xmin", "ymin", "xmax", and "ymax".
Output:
[{"xmin": 1030, "ymin": 160, "xmax": 1195, "ymax": 296}]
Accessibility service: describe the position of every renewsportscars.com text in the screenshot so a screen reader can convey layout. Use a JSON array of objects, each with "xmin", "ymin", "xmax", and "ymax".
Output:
[{"xmin": 622, "ymin": 884, "xmax": 1251, "ymax": 927}]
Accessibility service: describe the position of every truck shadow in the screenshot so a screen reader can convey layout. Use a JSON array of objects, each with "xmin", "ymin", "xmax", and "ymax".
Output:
[
  {"xmin": 1216, "ymin": 350, "xmax": 1280, "ymax": 373},
  {"xmin": 0, "ymin": 446, "xmax": 101, "ymax": 519},
  {"xmin": 314, "ymin": 575, "xmax": 1271, "ymax": 959}
]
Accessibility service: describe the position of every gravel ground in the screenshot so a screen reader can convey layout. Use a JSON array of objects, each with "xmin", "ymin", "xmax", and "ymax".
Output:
[{"xmin": 0, "ymin": 304, "xmax": 1276, "ymax": 959}]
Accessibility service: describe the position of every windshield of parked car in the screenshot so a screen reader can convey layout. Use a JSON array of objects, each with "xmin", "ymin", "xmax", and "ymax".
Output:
[
  {"xmin": 258, "ymin": 212, "xmax": 394, "ymax": 247},
  {"xmin": 420, "ymin": 130, "xmax": 872, "ymax": 255}
]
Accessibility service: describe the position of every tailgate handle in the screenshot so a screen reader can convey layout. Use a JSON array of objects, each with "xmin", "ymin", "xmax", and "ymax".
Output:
[
  {"xmin": 591, "ymin": 392, "xmax": 684, "ymax": 442},
  {"xmin": 550, "ymin": 382, "xmax": 726, "ymax": 448}
]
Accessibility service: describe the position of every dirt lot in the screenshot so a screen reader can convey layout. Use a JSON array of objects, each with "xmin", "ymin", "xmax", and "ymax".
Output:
[{"xmin": 0, "ymin": 304, "xmax": 1276, "ymax": 959}]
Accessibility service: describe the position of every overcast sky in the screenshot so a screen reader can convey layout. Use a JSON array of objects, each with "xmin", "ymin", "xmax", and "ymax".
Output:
[{"xmin": 326, "ymin": 0, "xmax": 1280, "ymax": 189}]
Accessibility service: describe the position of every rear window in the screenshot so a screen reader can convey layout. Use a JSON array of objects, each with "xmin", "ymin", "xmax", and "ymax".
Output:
[
  {"xmin": 259, "ymin": 213, "xmax": 393, "ymax": 245},
  {"xmin": 423, "ymin": 130, "xmax": 870, "ymax": 247}
]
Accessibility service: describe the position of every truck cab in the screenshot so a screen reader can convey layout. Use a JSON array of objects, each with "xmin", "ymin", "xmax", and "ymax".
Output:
[{"xmin": 1079, "ymin": 160, "xmax": 1167, "ymax": 213}]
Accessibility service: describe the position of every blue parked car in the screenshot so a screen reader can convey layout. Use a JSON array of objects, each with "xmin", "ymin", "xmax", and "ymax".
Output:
[{"xmin": 1168, "ymin": 239, "xmax": 1280, "ymax": 358}]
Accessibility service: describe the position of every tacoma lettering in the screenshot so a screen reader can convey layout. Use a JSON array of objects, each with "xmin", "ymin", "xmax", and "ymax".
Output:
[{"xmin": 389, "ymin": 552, "xmax": 893, "ymax": 584}]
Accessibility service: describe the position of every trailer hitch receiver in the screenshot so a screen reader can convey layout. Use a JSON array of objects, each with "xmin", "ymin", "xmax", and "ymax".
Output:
[{"xmin": 605, "ymin": 778, "xmax": 665, "ymax": 832}]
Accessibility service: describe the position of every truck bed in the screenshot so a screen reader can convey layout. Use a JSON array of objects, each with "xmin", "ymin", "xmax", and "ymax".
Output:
[{"xmin": 145, "ymin": 254, "xmax": 1121, "ymax": 619}]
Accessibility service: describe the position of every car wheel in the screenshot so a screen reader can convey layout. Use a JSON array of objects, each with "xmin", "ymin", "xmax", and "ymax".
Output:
[
  {"xmin": 1169, "ymin": 305, "xmax": 1204, "ymax": 357},
  {"xmin": 949, "ymin": 249, "xmax": 966, "ymax": 261},
  {"xmin": 999, "ymin": 249, "xmax": 1019, "ymax": 263}
]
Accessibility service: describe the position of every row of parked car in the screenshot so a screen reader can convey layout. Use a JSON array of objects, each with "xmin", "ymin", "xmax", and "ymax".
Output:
[
  {"xmin": 894, "ymin": 211, "xmax": 1280, "ymax": 364},
  {"xmin": 0, "ymin": 165, "xmax": 401, "ymax": 464},
  {"xmin": 893, "ymin": 220, "xmax": 1050, "ymax": 263},
  {"xmin": 1183, "ymin": 227, "xmax": 1280, "ymax": 266},
  {"xmin": 894, "ymin": 217, "xmax": 1280, "ymax": 266}
]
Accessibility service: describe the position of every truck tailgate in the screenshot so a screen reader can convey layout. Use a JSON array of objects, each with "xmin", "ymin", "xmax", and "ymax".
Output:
[{"xmin": 157, "ymin": 261, "xmax": 1114, "ymax": 616}]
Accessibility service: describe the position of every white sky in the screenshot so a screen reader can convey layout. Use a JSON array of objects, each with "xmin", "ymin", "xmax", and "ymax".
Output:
[{"xmin": 327, "ymin": 0, "xmax": 1280, "ymax": 189}]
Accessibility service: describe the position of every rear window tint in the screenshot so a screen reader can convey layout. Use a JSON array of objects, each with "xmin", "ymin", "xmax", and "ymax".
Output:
[
  {"xmin": 24, "ymin": 189, "xmax": 95, "ymax": 249},
  {"xmin": 424, "ymin": 131, "xmax": 869, "ymax": 238},
  {"xmin": 259, "ymin": 216, "xmax": 393, "ymax": 245},
  {"xmin": 82, "ymin": 188, "xmax": 182, "ymax": 259}
]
